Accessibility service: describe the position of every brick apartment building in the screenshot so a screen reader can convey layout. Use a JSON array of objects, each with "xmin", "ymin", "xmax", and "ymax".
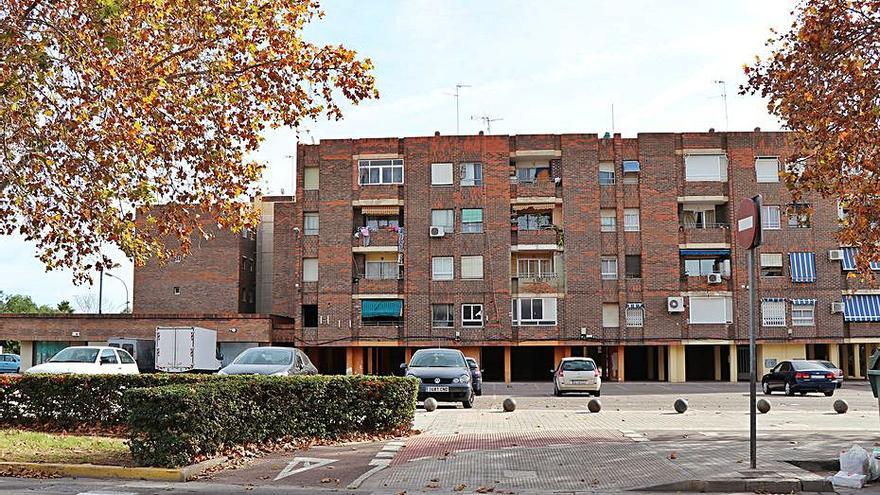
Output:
[{"xmin": 1, "ymin": 130, "xmax": 878, "ymax": 382}]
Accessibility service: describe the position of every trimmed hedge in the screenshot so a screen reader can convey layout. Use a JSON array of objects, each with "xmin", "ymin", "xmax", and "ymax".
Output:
[
  {"xmin": 0, "ymin": 374, "xmax": 212, "ymax": 429},
  {"xmin": 125, "ymin": 375, "xmax": 418, "ymax": 467}
]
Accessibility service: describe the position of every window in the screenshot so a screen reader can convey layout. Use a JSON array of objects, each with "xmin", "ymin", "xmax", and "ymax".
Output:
[
  {"xmin": 512, "ymin": 298, "xmax": 557, "ymax": 325},
  {"xmin": 622, "ymin": 160, "xmax": 640, "ymax": 184},
  {"xmin": 431, "ymin": 162, "xmax": 453, "ymax": 185},
  {"xmin": 625, "ymin": 255, "xmax": 641, "ymax": 279},
  {"xmin": 515, "ymin": 160, "xmax": 550, "ymax": 183},
  {"xmin": 685, "ymin": 154, "xmax": 728, "ymax": 182},
  {"xmin": 461, "ymin": 208, "xmax": 483, "ymax": 233},
  {"xmin": 787, "ymin": 203, "xmax": 811, "ymax": 228},
  {"xmin": 432, "ymin": 304, "xmax": 454, "ymax": 327},
  {"xmin": 358, "ymin": 159, "xmax": 404, "ymax": 185},
  {"xmin": 761, "ymin": 299, "xmax": 786, "ymax": 327},
  {"xmin": 792, "ymin": 302, "xmax": 816, "ymax": 326},
  {"xmin": 303, "ymin": 258, "xmax": 318, "ymax": 282},
  {"xmin": 100, "ymin": 348, "xmax": 118, "ymax": 364},
  {"xmin": 762, "ymin": 205, "xmax": 781, "ymax": 230},
  {"xmin": 689, "ymin": 296, "xmax": 734, "ymax": 324},
  {"xmin": 432, "ymin": 256, "xmax": 453, "ymax": 280},
  {"xmin": 365, "ymin": 216, "xmax": 400, "ymax": 230},
  {"xmin": 303, "ymin": 167, "xmax": 319, "ymax": 190},
  {"xmin": 602, "ymin": 303, "xmax": 619, "ymax": 327},
  {"xmin": 516, "ymin": 213, "xmax": 551, "ymax": 231},
  {"xmin": 461, "ymin": 255, "xmax": 484, "ymax": 279},
  {"xmin": 118, "ymin": 350, "xmax": 135, "ymax": 364},
  {"xmin": 623, "ymin": 208, "xmax": 640, "ymax": 232},
  {"xmin": 517, "ymin": 257, "xmax": 554, "ymax": 278},
  {"xmin": 755, "ymin": 157, "xmax": 780, "ymax": 183},
  {"xmin": 599, "ymin": 162, "xmax": 615, "ymax": 185},
  {"xmin": 461, "ymin": 162, "xmax": 483, "ymax": 186},
  {"xmin": 600, "ymin": 209, "xmax": 616, "ymax": 232},
  {"xmin": 683, "ymin": 259, "xmax": 720, "ymax": 276},
  {"xmin": 304, "ymin": 213, "xmax": 319, "ymax": 235},
  {"xmin": 431, "ymin": 209, "xmax": 454, "ymax": 232},
  {"xmin": 760, "ymin": 253, "xmax": 783, "ymax": 277},
  {"xmin": 302, "ymin": 304, "xmax": 318, "ymax": 327},
  {"xmin": 173, "ymin": 287, "xmax": 180, "ymax": 295},
  {"xmin": 601, "ymin": 256, "xmax": 618, "ymax": 280},
  {"xmin": 462, "ymin": 304, "xmax": 483, "ymax": 327},
  {"xmin": 365, "ymin": 261, "xmax": 399, "ymax": 280},
  {"xmin": 625, "ymin": 304, "xmax": 644, "ymax": 328},
  {"xmin": 680, "ymin": 206, "xmax": 718, "ymax": 228}
]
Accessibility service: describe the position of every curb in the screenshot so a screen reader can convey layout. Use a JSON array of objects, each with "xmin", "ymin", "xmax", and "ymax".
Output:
[
  {"xmin": 644, "ymin": 477, "xmax": 834, "ymax": 493},
  {"xmin": 0, "ymin": 456, "xmax": 228, "ymax": 482}
]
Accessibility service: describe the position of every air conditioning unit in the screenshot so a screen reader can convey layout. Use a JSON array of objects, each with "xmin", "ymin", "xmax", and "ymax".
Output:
[
  {"xmin": 828, "ymin": 249, "xmax": 844, "ymax": 261},
  {"xmin": 667, "ymin": 296, "xmax": 685, "ymax": 313},
  {"xmin": 707, "ymin": 273, "xmax": 723, "ymax": 284},
  {"xmin": 830, "ymin": 301, "xmax": 845, "ymax": 314},
  {"xmin": 429, "ymin": 226, "xmax": 445, "ymax": 237}
]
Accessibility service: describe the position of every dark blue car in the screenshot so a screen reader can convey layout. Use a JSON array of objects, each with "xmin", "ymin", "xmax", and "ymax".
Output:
[
  {"xmin": 0, "ymin": 354, "xmax": 21, "ymax": 374},
  {"xmin": 762, "ymin": 360, "xmax": 836, "ymax": 396}
]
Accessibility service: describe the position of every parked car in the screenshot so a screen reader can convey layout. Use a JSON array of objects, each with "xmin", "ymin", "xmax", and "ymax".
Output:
[
  {"xmin": 465, "ymin": 357, "xmax": 483, "ymax": 396},
  {"xmin": 24, "ymin": 346, "xmax": 139, "ymax": 375},
  {"xmin": 552, "ymin": 357, "xmax": 602, "ymax": 396},
  {"xmin": 814, "ymin": 360, "xmax": 844, "ymax": 388},
  {"xmin": 217, "ymin": 347, "xmax": 317, "ymax": 376},
  {"xmin": 0, "ymin": 354, "xmax": 20, "ymax": 374},
  {"xmin": 761, "ymin": 359, "xmax": 835, "ymax": 396},
  {"xmin": 401, "ymin": 348, "xmax": 474, "ymax": 408}
]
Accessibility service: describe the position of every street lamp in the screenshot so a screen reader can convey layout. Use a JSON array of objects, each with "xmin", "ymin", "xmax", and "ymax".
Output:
[{"xmin": 104, "ymin": 272, "xmax": 130, "ymax": 313}]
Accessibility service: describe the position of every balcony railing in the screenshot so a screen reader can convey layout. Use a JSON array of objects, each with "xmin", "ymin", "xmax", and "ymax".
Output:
[
  {"xmin": 679, "ymin": 222, "xmax": 730, "ymax": 230},
  {"xmin": 361, "ymin": 320, "xmax": 403, "ymax": 327}
]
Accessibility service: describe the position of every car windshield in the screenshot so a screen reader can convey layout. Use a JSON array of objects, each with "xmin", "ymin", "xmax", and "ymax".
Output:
[
  {"xmin": 816, "ymin": 360, "xmax": 837, "ymax": 369},
  {"xmin": 562, "ymin": 360, "xmax": 595, "ymax": 371},
  {"xmin": 234, "ymin": 348, "xmax": 293, "ymax": 366},
  {"xmin": 410, "ymin": 351, "xmax": 465, "ymax": 368},
  {"xmin": 792, "ymin": 361, "xmax": 823, "ymax": 371},
  {"xmin": 49, "ymin": 348, "xmax": 98, "ymax": 363}
]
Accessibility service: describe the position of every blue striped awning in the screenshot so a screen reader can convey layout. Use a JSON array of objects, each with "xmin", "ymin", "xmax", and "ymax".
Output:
[
  {"xmin": 622, "ymin": 160, "xmax": 641, "ymax": 173},
  {"xmin": 789, "ymin": 252, "xmax": 817, "ymax": 282},
  {"xmin": 841, "ymin": 247, "xmax": 880, "ymax": 271},
  {"xmin": 790, "ymin": 298, "xmax": 816, "ymax": 305},
  {"xmin": 762, "ymin": 297, "xmax": 785, "ymax": 302},
  {"xmin": 680, "ymin": 249, "xmax": 731, "ymax": 257},
  {"xmin": 843, "ymin": 295, "xmax": 880, "ymax": 322},
  {"xmin": 626, "ymin": 302, "xmax": 644, "ymax": 309}
]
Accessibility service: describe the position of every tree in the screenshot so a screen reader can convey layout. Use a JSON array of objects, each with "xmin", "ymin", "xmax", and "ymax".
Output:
[
  {"xmin": 742, "ymin": 0, "xmax": 880, "ymax": 276},
  {"xmin": 0, "ymin": 0, "xmax": 378, "ymax": 283},
  {"xmin": 0, "ymin": 291, "xmax": 72, "ymax": 354}
]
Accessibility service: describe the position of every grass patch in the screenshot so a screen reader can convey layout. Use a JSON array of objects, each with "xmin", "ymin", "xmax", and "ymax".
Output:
[{"xmin": 0, "ymin": 429, "xmax": 131, "ymax": 466}]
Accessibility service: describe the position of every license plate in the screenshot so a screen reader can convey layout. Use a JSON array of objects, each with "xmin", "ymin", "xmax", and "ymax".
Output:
[
  {"xmin": 572, "ymin": 380, "xmax": 590, "ymax": 384},
  {"xmin": 425, "ymin": 386, "xmax": 449, "ymax": 392}
]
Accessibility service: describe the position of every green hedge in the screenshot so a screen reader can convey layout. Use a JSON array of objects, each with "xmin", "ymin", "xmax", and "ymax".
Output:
[
  {"xmin": 125, "ymin": 375, "xmax": 418, "ymax": 467},
  {"xmin": 0, "ymin": 374, "xmax": 212, "ymax": 429}
]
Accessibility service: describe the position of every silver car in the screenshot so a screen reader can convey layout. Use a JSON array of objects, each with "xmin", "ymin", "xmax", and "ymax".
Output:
[
  {"xmin": 552, "ymin": 357, "xmax": 602, "ymax": 396},
  {"xmin": 217, "ymin": 347, "xmax": 317, "ymax": 376},
  {"xmin": 815, "ymin": 360, "xmax": 844, "ymax": 388}
]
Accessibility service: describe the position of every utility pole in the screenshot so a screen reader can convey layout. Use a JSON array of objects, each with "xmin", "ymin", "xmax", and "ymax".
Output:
[
  {"xmin": 471, "ymin": 115, "xmax": 503, "ymax": 134},
  {"xmin": 452, "ymin": 83, "xmax": 470, "ymax": 134},
  {"xmin": 714, "ymin": 80, "xmax": 729, "ymax": 131},
  {"xmin": 97, "ymin": 266, "xmax": 103, "ymax": 314}
]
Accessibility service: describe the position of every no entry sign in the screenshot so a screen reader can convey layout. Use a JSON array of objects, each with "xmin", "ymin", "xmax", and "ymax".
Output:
[{"xmin": 736, "ymin": 195, "xmax": 763, "ymax": 250}]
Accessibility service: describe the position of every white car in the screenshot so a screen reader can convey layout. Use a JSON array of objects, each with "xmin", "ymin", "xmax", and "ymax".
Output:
[
  {"xmin": 25, "ymin": 346, "xmax": 140, "ymax": 375},
  {"xmin": 552, "ymin": 357, "xmax": 601, "ymax": 396}
]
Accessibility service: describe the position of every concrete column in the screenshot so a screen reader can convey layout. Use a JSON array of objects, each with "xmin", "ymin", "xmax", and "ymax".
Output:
[
  {"xmin": 828, "ymin": 343, "xmax": 840, "ymax": 366},
  {"xmin": 346, "ymin": 347, "xmax": 364, "ymax": 375},
  {"xmin": 714, "ymin": 345, "xmax": 722, "ymax": 381},
  {"xmin": 854, "ymin": 344, "xmax": 863, "ymax": 379},
  {"xmin": 658, "ymin": 346, "xmax": 666, "ymax": 381},
  {"xmin": 405, "ymin": 347, "xmax": 413, "ymax": 364},
  {"xmin": 504, "ymin": 346, "xmax": 512, "ymax": 384},
  {"xmin": 366, "ymin": 347, "xmax": 373, "ymax": 375},
  {"xmin": 617, "ymin": 345, "xmax": 626, "ymax": 382},
  {"xmin": 667, "ymin": 344, "xmax": 686, "ymax": 383},
  {"xmin": 842, "ymin": 344, "xmax": 851, "ymax": 377},
  {"xmin": 729, "ymin": 344, "xmax": 738, "ymax": 383},
  {"xmin": 647, "ymin": 347, "xmax": 656, "ymax": 380},
  {"xmin": 19, "ymin": 341, "xmax": 33, "ymax": 371},
  {"xmin": 553, "ymin": 346, "xmax": 570, "ymax": 367}
]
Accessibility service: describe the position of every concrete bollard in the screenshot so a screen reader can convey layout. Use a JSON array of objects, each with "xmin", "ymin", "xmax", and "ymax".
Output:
[
  {"xmin": 833, "ymin": 399, "xmax": 848, "ymax": 414},
  {"xmin": 673, "ymin": 398, "xmax": 688, "ymax": 414},
  {"xmin": 502, "ymin": 397, "xmax": 516, "ymax": 412},
  {"xmin": 424, "ymin": 397, "xmax": 438, "ymax": 412},
  {"xmin": 757, "ymin": 398, "xmax": 771, "ymax": 414},
  {"xmin": 587, "ymin": 398, "xmax": 602, "ymax": 413}
]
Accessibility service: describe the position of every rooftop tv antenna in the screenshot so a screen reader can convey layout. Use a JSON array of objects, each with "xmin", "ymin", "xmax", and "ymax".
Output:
[
  {"xmin": 471, "ymin": 114, "xmax": 503, "ymax": 134},
  {"xmin": 446, "ymin": 83, "xmax": 471, "ymax": 134},
  {"xmin": 713, "ymin": 80, "xmax": 729, "ymax": 131}
]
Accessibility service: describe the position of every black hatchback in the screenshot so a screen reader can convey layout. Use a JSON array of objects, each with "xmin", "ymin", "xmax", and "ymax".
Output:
[
  {"xmin": 401, "ymin": 349, "xmax": 474, "ymax": 408},
  {"xmin": 761, "ymin": 360, "xmax": 836, "ymax": 396}
]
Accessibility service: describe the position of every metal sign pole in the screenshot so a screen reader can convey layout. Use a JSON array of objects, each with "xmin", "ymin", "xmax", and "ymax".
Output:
[{"xmin": 747, "ymin": 248, "xmax": 757, "ymax": 470}]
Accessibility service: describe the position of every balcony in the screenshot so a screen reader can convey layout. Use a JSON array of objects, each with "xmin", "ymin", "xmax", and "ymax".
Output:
[
  {"xmin": 352, "ymin": 228, "xmax": 402, "ymax": 251},
  {"xmin": 354, "ymin": 261, "xmax": 403, "ymax": 294},
  {"xmin": 510, "ymin": 177, "xmax": 558, "ymax": 199},
  {"xmin": 678, "ymin": 223, "xmax": 730, "ymax": 244},
  {"xmin": 511, "ymin": 228, "xmax": 562, "ymax": 250},
  {"xmin": 512, "ymin": 273, "xmax": 562, "ymax": 294}
]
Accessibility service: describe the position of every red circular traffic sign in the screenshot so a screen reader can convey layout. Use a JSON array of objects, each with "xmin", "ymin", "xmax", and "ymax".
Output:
[{"xmin": 736, "ymin": 196, "xmax": 762, "ymax": 249}]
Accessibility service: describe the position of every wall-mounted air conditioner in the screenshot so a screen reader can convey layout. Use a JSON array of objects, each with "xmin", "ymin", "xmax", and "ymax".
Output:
[
  {"xmin": 830, "ymin": 301, "xmax": 845, "ymax": 314},
  {"xmin": 429, "ymin": 226, "xmax": 445, "ymax": 238},
  {"xmin": 828, "ymin": 249, "xmax": 844, "ymax": 261},
  {"xmin": 667, "ymin": 296, "xmax": 685, "ymax": 313},
  {"xmin": 707, "ymin": 273, "xmax": 723, "ymax": 284}
]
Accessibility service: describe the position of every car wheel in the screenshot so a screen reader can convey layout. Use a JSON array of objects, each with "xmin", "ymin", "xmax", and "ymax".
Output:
[
  {"xmin": 462, "ymin": 394, "xmax": 474, "ymax": 409},
  {"xmin": 553, "ymin": 384, "xmax": 561, "ymax": 397},
  {"xmin": 824, "ymin": 390, "xmax": 834, "ymax": 397},
  {"xmin": 475, "ymin": 388, "xmax": 482, "ymax": 397},
  {"xmin": 799, "ymin": 391, "xmax": 807, "ymax": 396},
  {"xmin": 837, "ymin": 382, "xmax": 842, "ymax": 389},
  {"xmin": 762, "ymin": 381, "xmax": 771, "ymax": 395},
  {"xmin": 594, "ymin": 390, "xmax": 601, "ymax": 397},
  {"xmin": 784, "ymin": 382, "xmax": 794, "ymax": 396}
]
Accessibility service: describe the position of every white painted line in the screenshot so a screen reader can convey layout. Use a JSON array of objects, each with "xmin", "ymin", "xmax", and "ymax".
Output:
[
  {"xmin": 386, "ymin": 441, "xmax": 405, "ymax": 446},
  {"xmin": 375, "ymin": 451, "xmax": 395, "ymax": 458},
  {"xmin": 77, "ymin": 492, "xmax": 138, "ymax": 495},
  {"xmin": 347, "ymin": 459, "xmax": 391, "ymax": 489},
  {"xmin": 382, "ymin": 444, "xmax": 403, "ymax": 451},
  {"xmin": 274, "ymin": 457, "xmax": 337, "ymax": 481}
]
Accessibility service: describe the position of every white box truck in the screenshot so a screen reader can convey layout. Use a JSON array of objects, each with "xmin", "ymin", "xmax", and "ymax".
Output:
[{"xmin": 155, "ymin": 327, "xmax": 222, "ymax": 373}]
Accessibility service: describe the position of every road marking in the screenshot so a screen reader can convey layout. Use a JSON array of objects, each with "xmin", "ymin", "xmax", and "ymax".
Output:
[
  {"xmin": 274, "ymin": 456, "xmax": 337, "ymax": 481},
  {"xmin": 346, "ymin": 441, "xmax": 403, "ymax": 489},
  {"xmin": 620, "ymin": 430, "xmax": 649, "ymax": 442},
  {"xmin": 77, "ymin": 492, "xmax": 138, "ymax": 495},
  {"xmin": 375, "ymin": 451, "xmax": 396, "ymax": 458}
]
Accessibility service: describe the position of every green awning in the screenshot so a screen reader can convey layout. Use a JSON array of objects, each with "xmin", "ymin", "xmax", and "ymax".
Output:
[
  {"xmin": 462, "ymin": 208, "xmax": 483, "ymax": 223},
  {"xmin": 361, "ymin": 299, "xmax": 403, "ymax": 318}
]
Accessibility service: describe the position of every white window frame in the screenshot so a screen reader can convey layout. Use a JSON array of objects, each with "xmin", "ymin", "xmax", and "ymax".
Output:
[
  {"xmin": 685, "ymin": 154, "xmax": 728, "ymax": 182},
  {"xmin": 303, "ymin": 167, "xmax": 319, "ymax": 190},
  {"xmin": 303, "ymin": 258, "xmax": 318, "ymax": 282},
  {"xmin": 432, "ymin": 256, "xmax": 454, "ymax": 280},
  {"xmin": 431, "ymin": 209, "xmax": 454, "ymax": 232},
  {"xmin": 358, "ymin": 159, "xmax": 404, "ymax": 185},
  {"xmin": 516, "ymin": 257, "xmax": 554, "ymax": 278},
  {"xmin": 625, "ymin": 305, "xmax": 644, "ymax": 328},
  {"xmin": 791, "ymin": 303, "xmax": 815, "ymax": 326},
  {"xmin": 600, "ymin": 209, "xmax": 616, "ymax": 232},
  {"xmin": 599, "ymin": 162, "xmax": 615, "ymax": 185},
  {"xmin": 688, "ymin": 296, "xmax": 734, "ymax": 324},
  {"xmin": 431, "ymin": 162, "xmax": 453, "ymax": 186},
  {"xmin": 462, "ymin": 304, "xmax": 484, "ymax": 327},
  {"xmin": 512, "ymin": 297, "xmax": 557, "ymax": 326},
  {"xmin": 601, "ymin": 256, "xmax": 618, "ymax": 280},
  {"xmin": 431, "ymin": 304, "xmax": 454, "ymax": 328},
  {"xmin": 761, "ymin": 300, "xmax": 786, "ymax": 327},
  {"xmin": 365, "ymin": 261, "xmax": 399, "ymax": 280},
  {"xmin": 755, "ymin": 156, "xmax": 780, "ymax": 183},
  {"xmin": 602, "ymin": 303, "xmax": 619, "ymax": 327},
  {"xmin": 461, "ymin": 255, "xmax": 484, "ymax": 279},
  {"xmin": 460, "ymin": 162, "xmax": 482, "ymax": 186},
  {"xmin": 762, "ymin": 205, "xmax": 781, "ymax": 230},
  {"xmin": 304, "ymin": 213, "xmax": 319, "ymax": 235},
  {"xmin": 623, "ymin": 208, "xmax": 640, "ymax": 232}
]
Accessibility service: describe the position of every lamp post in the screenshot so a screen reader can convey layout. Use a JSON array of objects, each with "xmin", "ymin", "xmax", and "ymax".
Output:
[{"xmin": 104, "ymin": 272, "xmax": 130, "ymax": 313}]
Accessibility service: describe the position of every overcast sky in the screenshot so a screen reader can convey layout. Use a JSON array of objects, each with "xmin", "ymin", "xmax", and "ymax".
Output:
[{"xmin": 0, "ymin": 0, "xmax": 794, "ymax": 310}]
